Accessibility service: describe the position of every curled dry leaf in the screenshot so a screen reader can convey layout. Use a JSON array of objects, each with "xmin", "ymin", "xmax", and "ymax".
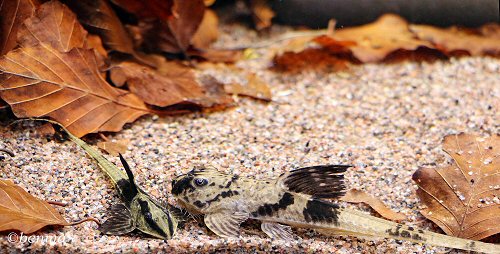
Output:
[
  {"xmin": 97, "ymin": 139, "xmax": 129, "ymax": 156},
  {"xmin": 110, "ymin": 0, "xmax": 173, "ymax": 21},
  {"xmin": 0, "ymin": 179, "xmax": 69, "ymax": 233},
  {"xmin": 341, "ymin": 189, "xmax": 407, "ymax": 222},
  {"xmin": 0, "ymin": 0, "xmax": 39, "ymax": 55},
  {"xmin": 410, "ymin": 25, "xmax": 500, "ymax": 56},
  {"xmin": 225, "ymin": 73, "xmax": 272, "ymax": 101},
  {"xmin": 413, "ymin": 133, "xmax": 500, "ymax": 240},
  {"xmin": 250, "ymin": 0, "xmax": 275, "ymax": 30},
  {"xmin": 327, "ymin": 14, "xmax": 432, "ymax": 62},
  {"xmin": 191, "ymin": 9, "xmax": 219, "ymax": 50},
  {"xmin": 147, "ymin": 0, "xmax": 205, "ymax": 54},
  {"xmin": 63, "ymin": 0, "xmax": 153, "ymax": 66},
  {"xmin": 110, "ymin": 59, "xmax": 233, "ymax": 108},
  {"xmin": 272, "ymin": 48, "xmax": 349, "ymax": 73}
]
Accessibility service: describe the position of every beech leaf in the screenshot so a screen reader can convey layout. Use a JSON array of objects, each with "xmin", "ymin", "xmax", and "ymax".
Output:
[
  {"xmin": 0, "ymin": 46, "xmax": 149, "ymax": 137},
  {"xmin": 110, "ymin": 0, "xmax": 173, "ymax": 21},
  {"xmin": 413, "ymin": 133, "xmax": 500, "ymax": 240},
  {"xmin": 110, "ymin": 59, "xmax": 233, "ymax": 108},
  {"xmin": 0, "ymin": 0, "xmax": 39, "ymax": 55},
  {"xmin": 63, "ymin": 0, "xmax": 153, "ymax": 66},
  {"xmin": 0, "ymin": 179, "xmax": 69, "ymax": 234},
  {"xmin": 97, "ymin": 139, "xmax": 129, "ymax": 156},
  {"xmin": 341, "ymin": 189, "xmax": 407, "ymax": 222},
  {"xmin": 410, "ymin": 25, "xmax": 500, "ymax": 56},
  {"xmin": 326, "ymin": 14, "xmax": 432, "ymax": 62},
  {"xmin": 148, "ymin": 0, "xmax": 205, "ymax": 54},
  {"xmin": 17, "ymin": 1, "xmax": 87, "ymax": 52}
]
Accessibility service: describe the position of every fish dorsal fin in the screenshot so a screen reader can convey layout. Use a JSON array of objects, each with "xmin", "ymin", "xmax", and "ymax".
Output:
[
  {"xmin": 99, "ymin": 204, "xmax": 136, "ymax": 235},
  {"xmin": 118, "ymin": 153, "xmax": 139, "ymax": 198},
  {"xmin": 278, "ymin": 165, "xmax": 350, "ymax": 198},
  {"xmin": 204, "ymin": 211, "xmax": 248, "ymax": 238}
]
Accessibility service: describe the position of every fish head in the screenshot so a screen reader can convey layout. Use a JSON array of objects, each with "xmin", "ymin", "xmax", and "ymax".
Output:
[
  {"xmin": 172, "ymin": 166, "xmax": 237, "ymax": 213},
  {"xmin": 130, "ymin": 194, "xmax": 177, "ymax": 240}
]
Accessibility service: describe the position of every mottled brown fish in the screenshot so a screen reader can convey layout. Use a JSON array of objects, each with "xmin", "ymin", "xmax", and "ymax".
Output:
[{"xmin": 172, "ymin": 165, "xmax": 499, "ymax": 253}]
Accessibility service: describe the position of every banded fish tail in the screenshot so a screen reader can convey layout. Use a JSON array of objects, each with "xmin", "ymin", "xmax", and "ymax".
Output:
[{"xmin": 319, "ymin": 208, "xmax": 499, "ymax": 254}]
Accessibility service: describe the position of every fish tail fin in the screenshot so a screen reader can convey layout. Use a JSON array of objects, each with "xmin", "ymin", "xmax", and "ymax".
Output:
[{"xmin": 332, "ymin": 210, "xmax": 499, "ymax": 253}]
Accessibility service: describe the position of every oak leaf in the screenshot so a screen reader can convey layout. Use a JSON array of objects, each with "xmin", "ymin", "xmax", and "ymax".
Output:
[
  {"xmin": 413, "ymin": 133, "xmax": 500, "ymax": 240},
  {"xmin": 0, "ymin": 179, "xmax": 69, "ymax": 233},
  {"xmin": 410, "ymin": 25, "xmax": 500, "ymax": 56},
  {"xmin": 0, "ymin": 0, "xmax": 39, "ymax": 55},
  {"xmin": 341, "ymin": 189, "xmax": 406, "ymax": 222}
]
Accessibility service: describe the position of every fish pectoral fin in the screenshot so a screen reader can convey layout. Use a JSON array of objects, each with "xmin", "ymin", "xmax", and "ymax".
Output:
[
  {"xmin": 277, "ymin": 165, "xmax": 350, "ymax": 199},
  {"xmin": 204, "ymin": 212, "xmax": 248, "ymax": 238},
  {"xmin": 261, "ymin": 222, "xmax": 296, "ymax": 241},
  {"xmin": 99, "ymin": 203, "xmax": 136, "ymax": 235}
]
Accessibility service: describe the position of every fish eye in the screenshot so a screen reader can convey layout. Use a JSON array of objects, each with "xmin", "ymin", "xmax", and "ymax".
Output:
[{"xmin": 194, "ymin": 178, "xmax": 208, "ymax": 187}]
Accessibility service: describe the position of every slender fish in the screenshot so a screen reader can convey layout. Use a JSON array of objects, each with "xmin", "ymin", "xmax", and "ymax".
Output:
[{"xmin": 172, "ymin": 165, "xmax": 499, "ymax": 253}]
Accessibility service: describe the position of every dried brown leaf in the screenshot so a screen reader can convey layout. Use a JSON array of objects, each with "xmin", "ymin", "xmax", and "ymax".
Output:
[
  {"xmin": 341, "ymin": 189, "xmax": 407, "ymax": 222},
  {"xmin": 0, "ymin": 179, "xmax": 69, "ymax": 233},
  {"xmin": 17, "ymin": 1, "xmax": 87, "ymax": 52},
  {"xmin": 479, "ymin": 23, "xmax": 500, "ymax": 39},
  {"xmin": 110, "ymin": 59, "xmax": 233, "ymax": 108},
  {"xmin": 250, "ymin": 0, "xmax": 275, "ymax": 30},
  {"xmin": 410, "ymin": 25, "xmax": 500, "ymax": 56},
  {"xmin": 0, "ymin": 0, "xmax": 39, "ymax": 55},
  {"xmin": 148, "ymin": 0, "xmax": 205, "ymax": 54},
  {"xmin": 272, "ymin": 48, "xmax": 349, "ymax": 73},
  {"xmin": 191, "ymin": 9, "xmax": 219, "ymax": 49},
  {"xmin": 0, "ymin": 46, "xmax": 149, "ymax": 137},
  {"xmin": 110, "ymin": 0, "xmax": 173, "ymax": 21},
  {"xmin": 97, "ymin": 139, "xmax": 129, "ymax": 156},
  {"xmin": 413, "ymin": 133, "xmax": 500, "ymax": 240},
  {"xmin": 63, "ymin": 0, "xmax": 153, "ymax": 66},
  {"xmin": 225, "ymin": 73, "xmax": 272, "ymax": 101},
  {"xmin": 329, "ymin": 14, "xmax": 431, "ymax": 62}
]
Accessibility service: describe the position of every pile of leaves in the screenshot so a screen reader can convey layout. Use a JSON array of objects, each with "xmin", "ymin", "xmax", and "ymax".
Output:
[
  {"xmin": 0, "ymin": 0, "xmax": 272, "ymax": 137},
  {"xmin": 273, "ymin": 14, "xmax": 500, "ymax": 72}
]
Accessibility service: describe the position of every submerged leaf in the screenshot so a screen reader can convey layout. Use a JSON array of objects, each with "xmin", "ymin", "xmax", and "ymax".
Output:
[
  {"xmin": 97, "ymin": 139, "xmax": 129, "ymax": 156},
  {"xmin": 0, "ymin": 46, "xmax": 149, "ymax": 137},
  {"xmin": 17, "ymin": 1, "xmax": 87, "ymax": 52},
  {"xmin": 0, "ymin": 0, "xmax": 39, "ymax": 55},
  {"xmin": 225, "ymin": 73, "xmax": 272, "ymax": 101},
  {"xmin": 328, "ymin": 14, "xmax": 432, "ymax": 62},
  {"xmin": 110, "ymin": 59, "xmax": 233, "ymax": 108},
  {"xmin": 341, "ymin": 189, "xmax": 407, "ymax": 222},
  {"xmin": 146, "ymin": 0, "xmax": 205, "ymax": 54},
  {"xmin": 0, "ymin": 179, "xmax": 69, "ymax": 233},
  {"xmin": 413, "ymin": 133, "xmax": 500, "ymax": 240},
  {"xmin": 410, "ymin": 25, "xmax": 500, "ymax": 56}
]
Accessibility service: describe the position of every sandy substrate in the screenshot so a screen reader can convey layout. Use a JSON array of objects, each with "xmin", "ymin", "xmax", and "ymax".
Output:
[{"xmin": 0, "ymin": 23, "xmax": 499, "ymax": 253}]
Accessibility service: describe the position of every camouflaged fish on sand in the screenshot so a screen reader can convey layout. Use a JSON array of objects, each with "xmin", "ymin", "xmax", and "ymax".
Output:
[{"xmin": 172, "ymin": 166, "xmax": 499, "ymax": 253}]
